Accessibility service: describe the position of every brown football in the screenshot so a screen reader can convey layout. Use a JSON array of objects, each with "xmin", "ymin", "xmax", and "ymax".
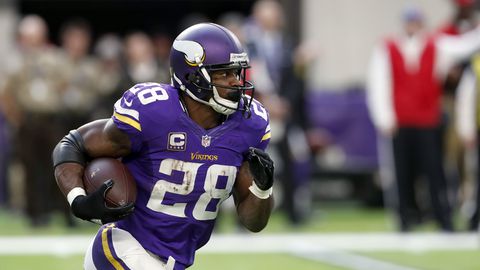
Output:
[{"xmin": 83, "ymin": 158, "xmax": 137, "ymax": 207}]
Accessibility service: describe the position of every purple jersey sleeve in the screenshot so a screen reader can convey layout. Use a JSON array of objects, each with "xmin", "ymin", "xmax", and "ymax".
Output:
[
  {"xmin": 112, "ymin": 83, "xmax": 169, "ymax": 153},
  {"xmin": 242, "ymin": 98, "xmax": 271, "ymax": 159}
]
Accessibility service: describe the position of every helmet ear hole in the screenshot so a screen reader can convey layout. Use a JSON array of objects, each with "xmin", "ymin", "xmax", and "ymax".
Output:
[
  {"xmin": 187, "ymin": 73, "xmax": 200, "ymax": 84},
  {"xmin": 186, "ymin": 73, "xmax": 206, "ymax": 94}
]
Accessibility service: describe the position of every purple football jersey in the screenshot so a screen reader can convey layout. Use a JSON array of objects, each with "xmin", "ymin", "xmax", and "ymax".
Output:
[{"xmin": 111, "ymin": 82, "xmax": 270, "ymax": 269}]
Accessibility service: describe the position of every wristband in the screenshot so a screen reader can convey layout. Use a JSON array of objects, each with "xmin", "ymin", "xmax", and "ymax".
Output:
[
  {"xmin": 67, "ymin": 187, "xmax": 86, "ymax": 206},
  {"xmin": 248, "ymin": 181, "xmax": 273, "ymax": 199}
]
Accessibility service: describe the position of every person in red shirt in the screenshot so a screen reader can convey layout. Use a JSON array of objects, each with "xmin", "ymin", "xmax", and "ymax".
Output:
[{"xmin": 367, "ymin": 5, "xmax": 480, "ymax": 232}]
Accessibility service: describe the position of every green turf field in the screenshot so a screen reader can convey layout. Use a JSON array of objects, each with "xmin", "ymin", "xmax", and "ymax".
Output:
[
  {"xmin": 2, "ymin": 251, "xmax": 480, "ymax": 270},
  {"xmin": 0, "ymin": 202, "xmax": 459, "ymax": 235},
  {"xmin": 0, "ymin": 254, "xmax": 346, "ymax": 270},
  {"xmin": 0, "ymin": 204, "xmax": 478, "ymax": 270},
  {"xmin": 0, "ymin": 203, "xmax": 397, "ymax": 235},
  {"xmin": 191, "ymin": 253, "xmax": 346, "ymax": 270},
  {"xmin": 0, "ymin": 255, "xmax": 83, "ymax": 270},
  {"xmin": 361, "ymin": 250, "xmax": 480, "ymax": 270}
]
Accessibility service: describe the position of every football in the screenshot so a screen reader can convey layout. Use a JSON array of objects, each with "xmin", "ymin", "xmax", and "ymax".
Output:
[{"xmin": 83, "ymin": 157, "xmax": 137, "ymax": 207}]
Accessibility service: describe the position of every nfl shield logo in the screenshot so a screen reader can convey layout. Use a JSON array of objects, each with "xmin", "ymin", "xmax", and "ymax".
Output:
[{"xmin": 201, "ymin": 135, "xmax": 211, "ymax": 147}]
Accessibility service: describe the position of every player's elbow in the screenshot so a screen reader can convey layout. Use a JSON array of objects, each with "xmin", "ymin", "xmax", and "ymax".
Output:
[
  {"xmin": 245, "ymin": 222, "xmax": 267, "ymax": 233},
  {"xmin": 236, "ymin": 197, "xmax": 273, "ymax": 232},
  {"xmin": 240, "ymin": 216, "xmax": 270, "ymax": 233}
]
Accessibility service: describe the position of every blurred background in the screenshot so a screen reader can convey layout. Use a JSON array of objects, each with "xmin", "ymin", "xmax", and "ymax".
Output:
[{"xmin": 1, "ymin": 0, "xmax": 480, "ymax": 269}]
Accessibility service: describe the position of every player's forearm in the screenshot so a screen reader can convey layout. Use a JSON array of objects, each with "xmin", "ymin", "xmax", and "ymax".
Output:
[
  {"xmin": 52, "ymin": 128, "xmax": 90, "ymax": 200},
  {"xmin": 237, "ymin": 194, "xmax": 273, "ymax": 232},
  {"xmin": 54, "ymin": 163, "xmax": 85, "ymax": 198}
]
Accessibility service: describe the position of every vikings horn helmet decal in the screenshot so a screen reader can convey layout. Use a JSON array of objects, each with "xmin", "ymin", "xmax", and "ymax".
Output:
[
  {"xmin": 170, "ymin": 23, "xmax": 254, "ymax": 116},
  {"xmin": 172, "ymin": 40, "xmax": 205, "ymax": 67}
]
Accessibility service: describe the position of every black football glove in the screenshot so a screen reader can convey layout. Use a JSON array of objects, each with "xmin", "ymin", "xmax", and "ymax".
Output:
[
  {"xmin": 247, "ymin": 147, "xmax": 274, "ymax": 190},
  {"xmin": 71, "ymin": 179, "xmax": 134, "ymax": 224}
]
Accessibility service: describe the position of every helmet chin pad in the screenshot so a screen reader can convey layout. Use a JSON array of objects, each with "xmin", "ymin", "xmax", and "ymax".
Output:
[
  {"xmin": 209, "ymin": 98, "xmax": 236, "ymax": 115},
  {"xmin": 208, "ymin": 86, "xmax": 238, "ymax": 115}
]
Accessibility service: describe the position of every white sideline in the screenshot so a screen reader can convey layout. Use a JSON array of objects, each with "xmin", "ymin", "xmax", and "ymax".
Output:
[
  {"xmin": 0, "ymin": 232, "xmax": 478, "ymax": 255},
  {"xmin": 295, "ymin": 251, "xmax": 419, "ymax": 270}
]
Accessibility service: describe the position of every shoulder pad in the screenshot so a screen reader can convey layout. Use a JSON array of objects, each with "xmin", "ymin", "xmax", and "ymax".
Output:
[
  {"xmin": 113, "ymin": 82, "xmax": 176, "ymax": 132},
  {"xmin": 246, "ymin": 98, "xmax": 271, "ymax": 145}
]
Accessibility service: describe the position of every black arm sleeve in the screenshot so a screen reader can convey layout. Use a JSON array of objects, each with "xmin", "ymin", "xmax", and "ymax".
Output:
[{"xmin": 52, "ymin": 130, "xmax": 88, "ymax": 168}]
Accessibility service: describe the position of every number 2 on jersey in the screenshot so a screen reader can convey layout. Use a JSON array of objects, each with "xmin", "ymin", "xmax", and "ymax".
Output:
[{"xmin": 146, "ymin": 159, "xmax": 236, "ymax": 221}]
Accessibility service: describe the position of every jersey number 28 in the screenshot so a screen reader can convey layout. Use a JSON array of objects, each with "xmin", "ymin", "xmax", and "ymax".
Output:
[{"xmin": 146, "ymin": 159, "xmax": 236, "ymax": 221}]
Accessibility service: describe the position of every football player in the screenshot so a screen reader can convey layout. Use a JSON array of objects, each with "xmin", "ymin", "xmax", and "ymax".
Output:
[{"xmin": 52, "ymin": 23, "xmax": 274, "ymax": 270}]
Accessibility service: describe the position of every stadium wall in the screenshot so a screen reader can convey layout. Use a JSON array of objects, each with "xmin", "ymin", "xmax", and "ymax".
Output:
[{"xmin": 302, "ymin": 0, "xmax": 452, "ymax": 91}]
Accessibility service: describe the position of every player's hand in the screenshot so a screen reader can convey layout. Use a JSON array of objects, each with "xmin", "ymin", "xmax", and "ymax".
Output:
[
  {"xmin": 247, "ymin": 147, "xmax": 274, "ymax": 190},
  {"xmin": 71, "ymin": 179, "xmax": 134, "ymax": 224}
]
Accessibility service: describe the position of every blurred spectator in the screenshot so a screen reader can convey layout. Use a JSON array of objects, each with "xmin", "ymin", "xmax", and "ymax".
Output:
[
  {"xmin": 455, "ymin": 55, "xmax": 480, "ymax": 230},
  {"xmin": 119, "ymin": 31, "xmax": 169, "ymax": 90},
  {"xmin": 0, "ymin": 8, "xmax": 16, "ymax": 210},
  {"xmin": 244, "ymin": 0, "xmax": 315, "ymax": 225},
  {"xmin": 55, "ymin": 18, "xmax": 103, "ymax": 226},
  {"xmin": 0, "ymin": 15, "xmax": 65, "ymax": 226},
  {"xmin": 91, "ymin": 33, "xmax": 124, "ymax": 119},
  {"xmin": 440, "ymin": 0, "xmax": 477, "ymax": 36},
  {"xmin": 58, "ymin": 18, "xmax": 101, "ymax": 128},
  {"xmin": 366, "ymin": 5, "xmax": 480, "ymax": 232},
  {"xmin": 0, "ymin": 110, "xmax": 10, "ymax": 208},
  {"xmin": 438, "ymin": 0, "xmax": 478, "ymax": 210},
  {"xmin": 218, "ymin": 12, "xmax": 247, "ymax": 44},
  {"xmin": 152, "ymin": 28, "xmax": 173, "ymax": 83}
]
